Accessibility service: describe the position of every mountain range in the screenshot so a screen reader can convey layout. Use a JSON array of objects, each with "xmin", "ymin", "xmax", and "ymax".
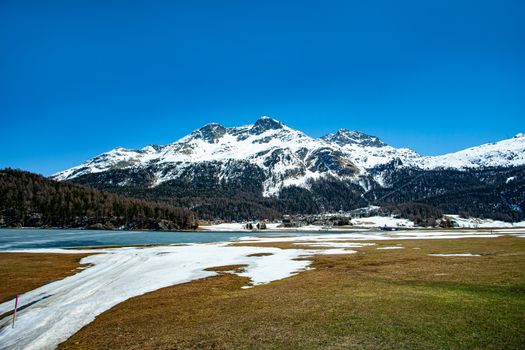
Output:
[{"xmin": 52, "ymin": 116, "xmax": 525, "ymax": 222}]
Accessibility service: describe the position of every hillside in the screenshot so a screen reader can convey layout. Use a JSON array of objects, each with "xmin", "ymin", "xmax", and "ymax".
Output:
[{"xmin": 0, "ymin": 169, "xmax": 196, "ymax": 230}]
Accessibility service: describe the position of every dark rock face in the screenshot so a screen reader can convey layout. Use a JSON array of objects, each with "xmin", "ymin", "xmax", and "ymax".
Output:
[
  {"xmin": 250, "ymin": 116, "xmax": 284, "ymax": 135},
  {"xmin": 306, "ymin": 148, "xmax": 357, "ymax": 175},
  {"xmin": 322, "ymin": 129, "xmax": 386, "ymax": 147},
  {"xmin": 192, "ymin": 123, "xmax": 227, "ymax": 143}
]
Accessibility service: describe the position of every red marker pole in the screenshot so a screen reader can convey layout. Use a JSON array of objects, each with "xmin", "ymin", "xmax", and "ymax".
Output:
[{"xmin": 12, "ymin": 294, "xmax": 18, "ymax": 328}]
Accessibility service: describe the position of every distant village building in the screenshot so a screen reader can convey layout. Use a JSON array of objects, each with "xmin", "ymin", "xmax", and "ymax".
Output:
[{"xmin": 245, "ymin": 221, "xmax": 267, "ymax": 230}]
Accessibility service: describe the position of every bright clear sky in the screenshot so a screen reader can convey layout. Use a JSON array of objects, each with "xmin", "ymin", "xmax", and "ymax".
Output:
[{"xmin": 1, "ymin": 0, "xmax": 524, "ymax": 175}]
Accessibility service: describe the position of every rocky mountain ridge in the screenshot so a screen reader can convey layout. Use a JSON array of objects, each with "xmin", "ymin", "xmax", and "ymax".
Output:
[{"xmin": 53, "ymin": 116, "xmax": 525, "ymax": 197}]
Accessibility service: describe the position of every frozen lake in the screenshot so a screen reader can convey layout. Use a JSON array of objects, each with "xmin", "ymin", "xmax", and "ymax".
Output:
[
  {"xmin": 2, "ymin": 227, "xmax": 521, "ymax": 251},
  {"xmin": 0, "ymin": 228, "xmax": 345, "ymax": 250}
]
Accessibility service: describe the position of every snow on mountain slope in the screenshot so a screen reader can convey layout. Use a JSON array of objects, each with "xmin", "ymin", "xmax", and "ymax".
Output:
[
  {"xmin": 53, "ymin": 146, "xmax": 159, "ymax": 181},
  {"xmin": 157, "ymin": 118, "xmax": 312, "ymax": 163},
  {"xmin": 54, "ymin": 117, "xmax": 360, "ymax": 196},
  {"xmin": 322, "ymin": 129, "xmax": 421, "ymax": 169},
  {"xmin": 153, "ymin": 117, "xmax": 362, "ymax": 195},
  {"xmin": 418, "ymin": 133, "xmax": 525, "ymax": 169},
  {"xmin": 52, "ymin": 116, "xmax": 525, "ymax": 196}
]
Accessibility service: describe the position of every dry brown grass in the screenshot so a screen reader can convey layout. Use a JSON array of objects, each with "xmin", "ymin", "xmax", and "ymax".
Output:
[
  {"xmin": 0, "ymin": 253, "xmax": 89, "ymax": 304},
  {"xmin": 51, "ymin": 236, "xmax": 525, "ymax": 349},
  {"xmin": 246, "ymin": 252, "xmax": 274, "ymax": 257},
  {"xmin": 205, "ymin": 265, "xmax": 247, "ymax": 273}
]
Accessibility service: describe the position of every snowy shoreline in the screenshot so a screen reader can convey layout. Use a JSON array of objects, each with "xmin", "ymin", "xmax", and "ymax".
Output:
[
  {"xmin": 4, "ymin": 215, "xmax": 525, "ymax": 234},
  {"xmin": 200, "ymin": 219, "xmax": 525, "ymax": 232}
]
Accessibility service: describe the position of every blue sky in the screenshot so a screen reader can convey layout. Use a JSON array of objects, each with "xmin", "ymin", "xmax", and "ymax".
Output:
[{"xmin": 1, "ymin": 0, "xmax": 524, "ymax": 175}]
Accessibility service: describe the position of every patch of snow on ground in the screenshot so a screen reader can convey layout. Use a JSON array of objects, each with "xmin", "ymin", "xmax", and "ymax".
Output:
[
  {"xmin": 428, "ymin": 253, "xmax": 481, "ymax": 257},
  {"xmin": 200, "ymin": 223, "xmax": 354, "ymax": 232},
  {"xmin": 376, "ymin": 246, "xmax": 404, "ymax": 250},
  {"xmin": 199, "ymin": 223, "xmax": 247, "ymax": 231},
  {"xmin": 0, "ymin": 243, "xmax": 334, "ymax": 350},
  {"xmin": 506, "ymin": 176, "xmax": 515, "ymax": 183},
  {"xmin": 351, "ymin": 216, "xmax": 415, "ymax": 228},
  {"xmin": 313, "ymin": 248, "xmax": 359, "ymax": 255},
  {"xmin": 239, "ymin": 230, "xmax": 500, "ymax": 243},
  {"xmin": 264, "ymin": 224, "xmax": 331, "ymax": 231},
  {"xmin": 445, "ymin": 215, "xmax": 525, "ymax": 228}
]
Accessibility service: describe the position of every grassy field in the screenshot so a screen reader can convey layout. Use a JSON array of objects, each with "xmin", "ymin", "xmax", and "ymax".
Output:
[
  {"xmin": 0, "ymin": 252, "xmax": 89, "ymax": 304},
  {"xmin": 38, "ymin": 236, "xmax": 525, "ymax": 349}
]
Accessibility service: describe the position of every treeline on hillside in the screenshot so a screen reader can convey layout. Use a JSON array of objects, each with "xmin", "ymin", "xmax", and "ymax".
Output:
[
  {"xmin": 0, "ymin": 169, "xmax": 196, "ymax": 230},
  {"xmin": 67, "ymin": 165, "xmax": 525, "ymax": 223},
  {"xmin": 367, "ymin": 166, "xmax": 525, "ymax": 223},
  {"xmin": 415, "ymin": 180, "xmax": 525, "ymax": 223},
  {"xmin": 378, "ymin": 203, "xmax": 445, "ymax": 227},
  {"xmin": 72, "ymin": 173, "xmax": 285, "ymax": 221},
  {"xmin": 70, "ymin": 173, "xmax": 368, "ymax": 221}
]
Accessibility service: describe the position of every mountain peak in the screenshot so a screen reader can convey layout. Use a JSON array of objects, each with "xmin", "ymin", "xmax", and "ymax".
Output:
[
  {"xmin": 191, "ymin": 123, "xmax": 227, "ymax": 143},
  {"xmin": 250, "ymin": 116, "xmax": 285, "ymax": 135},
  {"xmin": 322, "ymin": 129, "xmax": 386, "ymax": 147},
  {"xmin": 514, "ymin": 133, "xmax": 525, "ymax": 139}
]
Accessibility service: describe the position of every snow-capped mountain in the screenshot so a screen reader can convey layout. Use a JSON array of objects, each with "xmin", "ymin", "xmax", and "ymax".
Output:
[
  {"xmin": 55, "ymin": 116, "xmax": 358, "ymax": 196},
  {"xmin": 417, "ymin": 133, "xmax": 525, "ymax": 169},
  {"xmin": 53, "ymin": 116, "xmax": 525, "ymax": 196}
]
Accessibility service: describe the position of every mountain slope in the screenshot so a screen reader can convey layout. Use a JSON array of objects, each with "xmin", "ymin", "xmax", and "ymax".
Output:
[{"xmin": 417, "ymin": 133, "xmax": 525, "ymax": 169}]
